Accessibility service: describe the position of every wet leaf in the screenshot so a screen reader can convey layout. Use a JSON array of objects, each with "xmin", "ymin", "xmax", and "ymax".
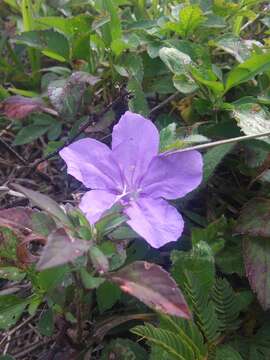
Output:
[
  {"xmin": 37, "ymin": 228, "xmax": 91, "ymax": 270},
  {"xmin": 109, "ymin": 261, "xmax": 191, "ymax": 318}
]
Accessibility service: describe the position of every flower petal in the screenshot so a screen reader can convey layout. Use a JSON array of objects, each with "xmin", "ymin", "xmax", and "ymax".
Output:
[
  {"xmin": 79, "ymin": 190, "xmax": 118, "ymax": 224},
  {"xmin": 112, "ymin": 111, "xmax": 159, "ymax": 188},
  {"xmin": 124, "ymin": 197, "xmax": 184, "ymax": 248},
  {"xmin": 59, "ymin": 138, "xmax": 123, "ymax": 191},
  {"xmin": 140, "ymin": 150, "xmax": 203, "ymax": 200}
]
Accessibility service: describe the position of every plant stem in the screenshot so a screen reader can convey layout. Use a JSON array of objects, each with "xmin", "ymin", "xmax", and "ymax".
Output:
[{"xmin": 166, "ymin": 130, "xmax": 270, "ymax": 155}]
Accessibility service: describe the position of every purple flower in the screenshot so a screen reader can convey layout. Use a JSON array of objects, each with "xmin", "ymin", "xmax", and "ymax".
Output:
[{"xmin": 60, "ymin": 111, "xmax": 203, "ymax": 248}]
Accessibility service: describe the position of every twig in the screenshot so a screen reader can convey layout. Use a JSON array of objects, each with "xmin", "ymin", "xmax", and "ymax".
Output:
[
  {"xmin": 149, "ymin": 92, "xmax": 180, "ymax": 116},
  {"xmin": 32, "ymin": 88, "xmax": 130, "ymax": 168},
  {"xmin": 0, "ymin": 137, "xmax": 27, "ymax": 165},
  {"xmin": 165, "ymin": 130, "xmax": 270, "ymax": 155}
]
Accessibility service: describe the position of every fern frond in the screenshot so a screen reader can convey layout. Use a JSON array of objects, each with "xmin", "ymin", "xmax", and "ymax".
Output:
[
  {"xmin": 212, "ymin": 278, "xmax": 240, "ymax": 332},
  {"xmin": 131, "ymin": 323, "xmax": 200, "ymax": 360},
  {"xmin": 185, "ymin": 274, "xmax": 221, "ymax": 343}
]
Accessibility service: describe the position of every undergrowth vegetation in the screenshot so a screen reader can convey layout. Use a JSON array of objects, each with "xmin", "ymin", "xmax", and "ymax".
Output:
[{"xmin": 1, "ymin": 0, "xmax": 270, "ymax": 359}]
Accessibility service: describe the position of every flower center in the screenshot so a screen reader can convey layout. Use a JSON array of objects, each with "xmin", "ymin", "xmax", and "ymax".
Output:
[{"xmin": 117, "ymin": 184, "xmax": 142, "ymax": 205}]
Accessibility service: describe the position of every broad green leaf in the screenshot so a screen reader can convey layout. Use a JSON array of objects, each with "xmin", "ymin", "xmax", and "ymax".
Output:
[
  {"xmin": 225, "ymin": 53, "xmax": 270, "ymax": 92},
  {"xmin": 35, "ymin": 15, "xmax": 92, "ymax": 37},
  {"xmin": 109, "ymin": 261, "xmax": 191, "ymax": 318},
  {"xmin": 212, "ymin": 34, "xmax": 261, "ymax": 63},
  {"xmin": 15, "ymin": 30, "xmax": 70, "ymax": 62},
  {"xmin": 0, "ymin": 295, "xmax": 29, "ymax": 330},
  {"xmin": 243, "ymin": 237, "xmax": 270, "ymax": 310},
  {"xmin": 38, "ymin": 308, "xmax": 54, "ymax": 336},
  {"xmin": 203, "ymin": 143, "xmax": 234, "ymax": 184},
  {"xmin": 190, "ymin": 66, "xmax": 224, "ymax": 95},
  {"xmin": 232, "ymin": 103, "xmax": 270, "ymax": 143},
  {"xmin": 127, "ymin": 78, "xmax": 149, "ymax": 116},
  {"xmin": 13, "ymin": 124, "xmax": 50, "ymax": 145},
  {"xmin": 159, "ymin": 47, "xmax": 192, "ymax": 75},
  {"xmin": 80, "ymin": 268, "xmax": 105, "ymax": 289},
  {"xmin": 96, "ymin": 281, "xmax": 121, "ymax": 313},
  {"xmin": 166, "ymin": 5, "xmax": 205, "ymax": 38},
  {"xmin": 159, "ymin": 123, "xmax": 183, "ymax": 152},
  {"xmin": 37, "ymin": 265, "xmax": 69, "ymax": 292},
  {"xmin": 0, "ymin": 267, "xmax": 25, "ymax": 281}
]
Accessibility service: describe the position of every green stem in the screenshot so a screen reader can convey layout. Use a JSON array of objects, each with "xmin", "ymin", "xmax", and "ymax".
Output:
[{"xmin": 21, "ymin": 0, "xmax": 41, "ymax": 82}]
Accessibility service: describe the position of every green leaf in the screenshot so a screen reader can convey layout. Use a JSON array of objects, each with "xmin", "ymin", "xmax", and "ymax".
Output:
[
  {"xmin": 96, "ymin": 281, "xmax": 121, "ymax": 313},
  {"xmin": 225, "ymin": 52, "xmax": 270, "ymax": 92},
  {"xmin": 190, "ymin": 67, "xmax": 224, "ymax": 95},
  {"xmin": 0, "ymin": 267, "xmax": 25, "ymax": 281},
  {"xmin": 35, "ymin": 15, "xmax": 92, "ymax": 38},
  {"xmin": 202, "ymin": 143, "xmax": 234, "ymax": 185},
  {"xmin": 166, "ymin": 5, "xmax": 205, "ymax": 38},
  {"xmin": 101, "ymin": 338, "xmax": 148, "ymax": 360},
  {"xmin": 0, "ymin": 295, "xmax": 29, "ymax": 330},
  {"xmin": 211, "ymin": 34, "xmax": 259, "ymax": 63},
  {"xmin": 159, "ymin": 123, "xmax": 184, "ymax": 152},
  {"xmin": 192, "ymin": 217, "xmax": 227, "ymax": 254},
  {"xmin": 38, "ymin": 308, "xmax": 54, "ymax": 336},
  {"xmin": 159, "ymin": 47, "xmax": 192, "ymax": 74},
  {"xmin": 171, "ymin": 241, "xmax": 215, "ymax": 294},
  {"xmin": 216, "ymin": 345, "xmax": 243, "ymax": 359},
  {"xmin": 127, "ymin": 78, "xmax": 149, "ymax": 116},
  {"xmin": 15, "ymin": 30, "xmax": 70, "ymax": 62},
  {"xmin": 232, "ymin": 103, "xmax": 270, "ymax": 143},
  {"xmin": 212, "ymin": 278, "xmax": 241, "ymax": 331},
  {"xmin": 13, "ymin": 124, "xmax": 50, "ymax": 145},
  {"xmin": 37, "ymin": 265, "xmax": 69, "ymax": 292},
  {"xmin": 80, "ymin": 268, "xmax": 105, "ymax": 289}
]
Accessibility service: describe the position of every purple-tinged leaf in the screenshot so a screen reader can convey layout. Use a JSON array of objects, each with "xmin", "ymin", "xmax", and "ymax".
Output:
[
  {"xmin": 236, "ymin": 198, "xmax": 270, "ymax": 237},
  {"xmin": 0, "ymin": 95, "xmax": 57, "ymax": 120},
  {"xmin": 108, "ymin": 261, "xmax": 191, "ymax": 318},
  {"xmin": 10, "ymin": 184, "xmax": 73, "ymax": 228},
  {"xmin": 243, "ymin": 237, "xmax": 270, "ymax": 310},
  {"xmin": 37, "ymin": 228, "xmax": 91, "ymax": 270}
]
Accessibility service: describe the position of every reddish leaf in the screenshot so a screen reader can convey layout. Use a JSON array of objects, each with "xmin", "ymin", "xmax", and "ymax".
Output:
[
  {"xmin": 37, "ymin": 228, "xmax": 91, "ymax": 270},
  {"xmin": 10, "ymin": 184, "xmax": 73, "ymax": 228},
  {"xmin": 0, "ymin": 207, "xmax": 55, "ymax": 268},
  {"xmin": 108, "ymin": 261, "xmax": 191, "ymax": 318},
  {"xmin": 236, "ymin": 198, "xmax": 270, "ymax": 237},
  {"xmin": 243, "ymin": 237, "xmax": 270, "ymax": 310},
  {"xmin": 0, "ymin": 95, "xmax": 57, "ymax": 120}
]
